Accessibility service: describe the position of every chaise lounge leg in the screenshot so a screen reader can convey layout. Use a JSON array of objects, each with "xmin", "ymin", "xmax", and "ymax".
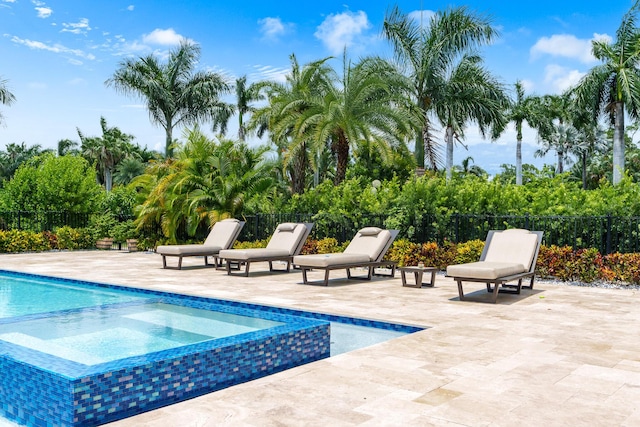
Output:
[
  {"xmin": 162, "ymin": 255, "xmax": 167, "ymax": 269},
  {"xmin": 456, "ymin": 279, "xmax": 466, "ymax": 301},
  {"xmin": 244, "ymin": 261, "xmax": 250, "ymax": 277},
  {"xmin": 491, "ymin": 281, "xmax": 500, "ymax": 303},
  {"xmin": 177, "ymin": 256, "xmax": 183, "ymax": 270},
  {"xmin": 324, "ymin": 269, "xmax": 330, "ymax": 286},
  {"xmin": 301, "ymin": 268, "xmax": 309, "ymax": 284}
]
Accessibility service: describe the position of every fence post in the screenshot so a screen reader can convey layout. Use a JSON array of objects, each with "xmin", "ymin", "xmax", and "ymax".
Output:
[
  {"xmin": 454, "ymin": 213, "xmax": 459, "ymax": 243},
  {"xmin": 606, "ymin": 215, "xmax": 612, "ymax": 255}
]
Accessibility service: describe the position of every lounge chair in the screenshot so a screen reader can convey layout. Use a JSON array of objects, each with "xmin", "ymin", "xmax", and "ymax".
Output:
[
  {"xmin": 218, "ymin": 222, "xmax": 313, "ymax": 276},
  {"xmin": 446, "ymin": 229, "xmax": 544, "ymax": 303},
  {"xmin": 293, "ymin": 227, "xmax": 399, "ymax": 286},
  {"xmin": 156, "ymin": 218, "xmax": 245, "ymax": 269}
]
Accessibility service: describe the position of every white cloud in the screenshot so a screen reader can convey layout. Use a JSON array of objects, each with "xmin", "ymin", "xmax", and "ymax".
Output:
[
  {"xmin": 35, "ymin": 6, "xmax": 52, "ymax": 18},
  {"xmin": 68, "ymin": 77, "xmax": 87, "ymax": 85},
  {"xmin": 530, "ymin": 33, "xmax": 611, "ymax": 64},
  {"xmin": 258, "ymin": 17, "xmax": 292, "ymax": 41},
  {"xmin": 142, "ymin": 28, "xmax": 185, "ymax": 46},
  {"xmin": 2, "ymin": 0, "xmax": 17, "ymax": 3},
  {"xmin": 10, "ymin": 36, "xmax": 96, "ymax": 60},
  {"xmin": 314, "ymin": 10, "xmax": 371, "ymax": 55},
  {"xmin": 61, "ymin": 18, "xmax": 91, "ymax": 35},
  {"xmin": 127, "ymin": 5, "xmax": 134, "ymax": 11},
  {"xmin": 407, "ymin": 9, "xmax": 435, "ymax": 25},
  {"xmin": 520, "ymin": 79, "xmax": 535, "ymax": 93},
  {"xmin": 543, "ymin": 64, "xmax": 585, "ymax": 93},
  {"xmin": 250, "ymin": 64, "xmax": 289, "ymax": 83}
]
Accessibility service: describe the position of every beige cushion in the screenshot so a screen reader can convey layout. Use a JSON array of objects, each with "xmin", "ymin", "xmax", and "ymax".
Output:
[
  {"xmin": 266, "ymin": 223, "xmax": 307, "ymax": 254},
  {"xmin": 358, "ymin": 227, "xmax": 382, "ymax": 236},
  {"xmin": 218, "ymin": 248, "xmax": 291, "ymax": 261},
  {"xmin": 446, "ymin": 261, "xmax": 526, "ymax": 280},
  {"xmin": 156, "ymin": 244, "xmax": 222, "ymax": 256},
  {"xmin": 293, "ymin": 253, "xmax": 370, "ymax": 268},
  {"xmin": 203, "ymin": 219, "xmax": 242, "ymax": 248},
  {"xmin": 344, "ymin": 229, "xmax": 392, "ymax": 261},
  {"xmin": 484, "ymin": 229, "xmax": 539, "ymax": 270}
]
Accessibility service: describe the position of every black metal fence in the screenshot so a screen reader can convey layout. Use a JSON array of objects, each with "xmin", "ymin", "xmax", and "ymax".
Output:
[
  {"xmin": 0, "ymin": 211, "xmax": 90, "ymax": 232},
  {"xmin": 238, "ymin": 213, "xmax": 640, "ymax": 255},
  {"xmin": 2, "ymin": 210, "xmax": 639, "ymax": 255}
]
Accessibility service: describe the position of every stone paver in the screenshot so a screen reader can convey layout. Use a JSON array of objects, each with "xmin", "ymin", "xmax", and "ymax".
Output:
[{"xmin": 1, "ymin": 250, "xmax": 639, "ymax": 426}]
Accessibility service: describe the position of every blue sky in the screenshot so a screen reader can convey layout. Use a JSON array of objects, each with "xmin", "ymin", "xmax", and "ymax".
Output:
[{"xmin": 0, "ymin": 0, "xmax": 635, "ymax": 175}]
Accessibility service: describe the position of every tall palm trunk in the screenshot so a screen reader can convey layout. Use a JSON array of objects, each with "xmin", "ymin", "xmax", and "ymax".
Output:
[
  {"xmin": 164, "ymin": 116, "xmax": 174, "ymax": 158},
  {"xmin": 613, "ymin": 101, "xmax": 625, "ymax": 185},
  {"xmin": 557, "ymin": 151, "xmax": 564, "ymax": 174},
  {"xmin": 516, "ymin": 120, "xmax": 523, "ymax": 185},
  {"xmin": 445, "ymin": 126, "xmax": 454, "ymax": 181},
  {"xmin": 291, "ymin": 142, "xmax": 307, "ymax": 194},
  {"xmin": 582, "ymin": 151, "xmax": 588, "ymax": 190},
  {"xmin": 333, "ymin": 131, "xmax": 349, "ymax": 185}
]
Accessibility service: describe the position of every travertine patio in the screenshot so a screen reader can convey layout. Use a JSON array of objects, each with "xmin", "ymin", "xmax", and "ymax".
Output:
[{"xmin": 1, "ymin": 250, "xmax": 639, "ymax": 426}]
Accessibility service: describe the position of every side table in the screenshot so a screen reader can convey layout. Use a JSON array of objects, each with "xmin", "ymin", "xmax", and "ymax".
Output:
[{"xmin": 399, "ymin": 266, "xmax": 438, "ymax": 288}]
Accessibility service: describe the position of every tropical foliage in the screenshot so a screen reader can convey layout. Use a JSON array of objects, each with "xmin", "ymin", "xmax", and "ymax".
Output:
[
  {"xmin": 133, "ymin": 127, "xmax": 277, "ymax": 242},
  {"xmin": 106, "ymin": 41, "xmax": 231, "ymax": 157},
  {"xmin": 573, "ymin": 2, "xmax": 640, "ymax": 184}
]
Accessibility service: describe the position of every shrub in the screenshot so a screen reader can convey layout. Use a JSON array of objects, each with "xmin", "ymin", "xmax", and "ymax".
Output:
[
  {"xmin": 455, "ymin": 239, "xmax": 484, "ymax": 264},
  {"xmin": 0, "ymin": 230, "xmax": 51, "ymax": 253},
  {"xmin": 603, "ymin": 253, "xmax": 640, "ymax": 284},
  {"xmin": 55, "ymin": 226, "xmax": 94, "ymax": 250},
  {"xmin": 300, "ymin": 238, "xmax": 341, "ymax": 255},
  {"xmin": 233, "ymin": 239, "xmax": 269, "ymax": 249},
  {"xmin": 387, "ymin": 239, "xmax": 421, "ymax": 267}
]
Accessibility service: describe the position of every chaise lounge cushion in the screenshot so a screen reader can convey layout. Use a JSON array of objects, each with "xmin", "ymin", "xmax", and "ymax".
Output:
[
  {"xmin": 292, "ymin": 253, "xmax": 370, "ymax": 268},
  {"xmin": 343, "ymin": 228, "xmax": 392, "ymax": 261},
  {"xmin": 219, "ymin": 248, "xmax": 291, "ymax": 261},
  {"xmin": 219, "ymin": 223, "xmax": 309, "ymax": 261},
  {"xmin": 446, "ymin": 261, "xmax": 526, "ymax": 280},
  {"xmin": 157, "ymin": 219, "xmax": 242, "ymax": 256},
  {"xmin": 157, "ymin": 245, "xmax": 224, "ymax": 256}
]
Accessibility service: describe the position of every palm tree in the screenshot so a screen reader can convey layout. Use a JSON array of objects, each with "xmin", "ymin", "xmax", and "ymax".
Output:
[
  {"xmin": 535, "ymin": 123, "xmax": 579, "ymax": 174},
  {"xmin": 502, "ymin": 81, "xmax": 544, "ymax": 185},
  {"xmin": 0, "ymin": 76, "xmax": 16, "ymax": 126},
  {"xmin": 134, "ymin": 127, "xmax": 276, "ymax": 242},
  {"xmin": 251, "ymin": 54, "xmax": 335, "ymax": 193},
  {"xmin": 433, "ymin": 54, "xmax": 507, "ymax": 181},
  {"xmin": 212, "ymin": 75, "xmax": 263, "ymax": 141},
  {"xmin": 383, "ymin": 5, "xmax": 499, "ymax": 170},
  {"xmin": 573, "ymin": 2, "xmax": 640, "ymax": 185},
  {"xmin": 454, "ymin": 156, "xmax": 487, "ymax": 178},
  {"xmin": 57, "ymin": 138, "xmax": 79, "ymax": 156},
  {"xmin": 287, "ymin": 54, "xmax": 414, "ymax": 184},
  {"xmin": 78, "ymin": 117, "xmax": 135, "ymax": 191},
  {"xmin": 106, "ymin": 41, "xmax": 232, "ymax": 157}
]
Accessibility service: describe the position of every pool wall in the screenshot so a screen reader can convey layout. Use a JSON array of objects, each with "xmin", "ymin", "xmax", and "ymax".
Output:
[
  {"xmin": 0, "ymin": 270, "xmax": 421, "ymax": 426},
  {"xmin": 0, "ymin": 318, "xmax": 329, "ymax": 426}
]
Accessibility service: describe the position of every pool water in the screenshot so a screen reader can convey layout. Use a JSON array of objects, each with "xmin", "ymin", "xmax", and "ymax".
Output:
[
  {"xmin": 0, "ymin": 271, "xmax": 422, "ymax": 426},
  {"xmin": 0, "ymin": 275, "xmax": 146, "ymax": 318},
  {"xmin": 0, "ymin": 302, "xmax": 283, "ymax": 365}
]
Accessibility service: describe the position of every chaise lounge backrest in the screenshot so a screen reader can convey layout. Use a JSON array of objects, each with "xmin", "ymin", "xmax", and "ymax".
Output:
[
  {"xmin": 343, "ymin": 227, "xmax": 395, "ymax": 262},
  {"xmin": 265, "ymin": 223, "xmax": 311, "ymax": 256},
  {"xmin": 482, "ymin": 229, "xmax": 541, "ymax": 272},
  {"xmin": 203, "ymin": 218, "xmax": 244, "ymax": 249}
]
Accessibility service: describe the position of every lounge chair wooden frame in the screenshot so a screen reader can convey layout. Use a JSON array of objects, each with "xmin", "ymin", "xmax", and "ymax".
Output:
[
  {"xmin": 158, "ymin": 220, "xmax": 245, "ymax": 270},
  {"xmin": 295, "ymin": 230, "xmax": 399, "ymax": 286},
  {"xmin": 222, "ymin": 223, "xmax": 314, "ymax": 277},
  {"xmin": 447, "ymin": 230, "xmax": 543, "ymax": 303}
]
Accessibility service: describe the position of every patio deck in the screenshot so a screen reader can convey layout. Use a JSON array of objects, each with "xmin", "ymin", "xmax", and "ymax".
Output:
[{"xmin": 1, "ymin": 250, "xmax": 639, "ymax": 426}]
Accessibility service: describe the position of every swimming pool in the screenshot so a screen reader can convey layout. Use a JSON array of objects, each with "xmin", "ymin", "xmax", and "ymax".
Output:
[{"xmin": 0, "ymin": 270, "xmax": 422, "ymax": 426}]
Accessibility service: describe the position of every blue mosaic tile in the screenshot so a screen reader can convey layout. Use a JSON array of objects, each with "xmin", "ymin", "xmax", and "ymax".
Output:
[{"xmin": 0, "ymin": 269, "xmax": 422, "ymax": 426}]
